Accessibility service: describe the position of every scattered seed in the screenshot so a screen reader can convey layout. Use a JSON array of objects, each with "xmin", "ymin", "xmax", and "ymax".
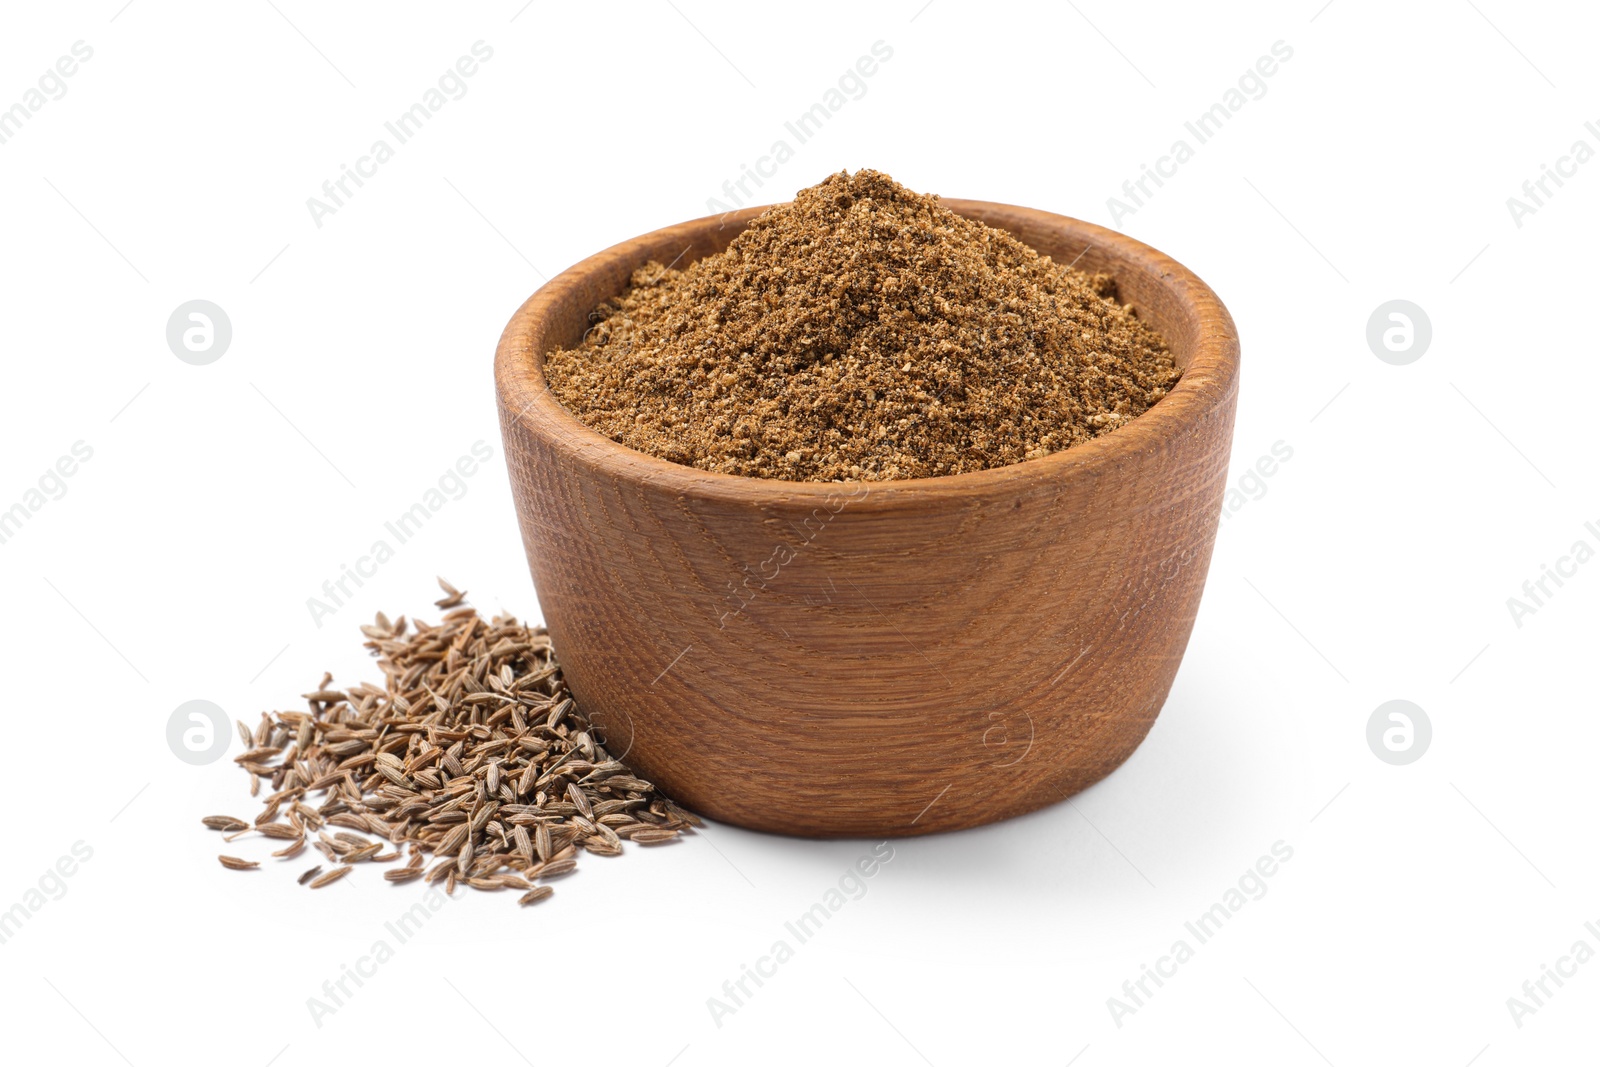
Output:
[
  {"xmin": 518, "ymin": 886, "xmax": 554, "ymax": 906},
  {"xmin": 513, "ymin": 825, "xmax": 533, "ymax": 863},
  {"xmin": 309, "ymin": 866, "xmax": 351, "ymax": 888},
  {"xmin": 201, "ymin": 585, "xmax": 697, "ymax": 906},
  {"xmin": 567, "ymin": 782, "xmax": 593, "ymax": 819},
  {"xmin": 218, "ymin": 856, "xmax": 259, "ymax": 871},
  {"xmin": 434, "ymin": 576, "xmax": 466, "ymax": 609},
  {"xmin": 537, "ymin": 857, "xmax": 577, "ymax": 880}
]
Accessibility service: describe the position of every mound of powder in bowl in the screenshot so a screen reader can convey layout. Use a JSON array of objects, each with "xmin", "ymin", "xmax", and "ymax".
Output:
[{"xmin": 544, "ymin": 169, "xmax": 1181, "ymax": 483}]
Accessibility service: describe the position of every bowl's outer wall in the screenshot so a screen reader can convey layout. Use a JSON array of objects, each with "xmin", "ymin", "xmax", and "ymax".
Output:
[{"xmin": 495, "ymin": 202, "xmax": 1240, "ymax": 837}]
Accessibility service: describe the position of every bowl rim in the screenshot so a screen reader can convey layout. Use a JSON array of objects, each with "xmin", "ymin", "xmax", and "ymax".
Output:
[{"xmin": 495, "ymin": 199, "xmax": 1240, "ymax": 508}]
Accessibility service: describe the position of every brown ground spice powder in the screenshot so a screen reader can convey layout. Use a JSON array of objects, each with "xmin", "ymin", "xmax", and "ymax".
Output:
[{"xmin": 546, "ymin": 170, "xmax": 1180, "ymax": 482}]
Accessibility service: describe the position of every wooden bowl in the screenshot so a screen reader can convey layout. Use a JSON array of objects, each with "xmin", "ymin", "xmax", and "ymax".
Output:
[{"xmin": 495, "ymin": 201, "xmax": 1239, "ymax": 837}]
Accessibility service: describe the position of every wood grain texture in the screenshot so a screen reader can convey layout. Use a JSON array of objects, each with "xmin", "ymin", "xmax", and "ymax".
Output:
[{"xmin": 495, "ymin": 201, "xmax": 1240, "ymax": 837}]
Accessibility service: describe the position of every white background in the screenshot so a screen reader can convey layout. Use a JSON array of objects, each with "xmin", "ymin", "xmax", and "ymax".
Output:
[{"xmin": 1, "ymin": 1, "xmax": 1595, "ymax": 1064}]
